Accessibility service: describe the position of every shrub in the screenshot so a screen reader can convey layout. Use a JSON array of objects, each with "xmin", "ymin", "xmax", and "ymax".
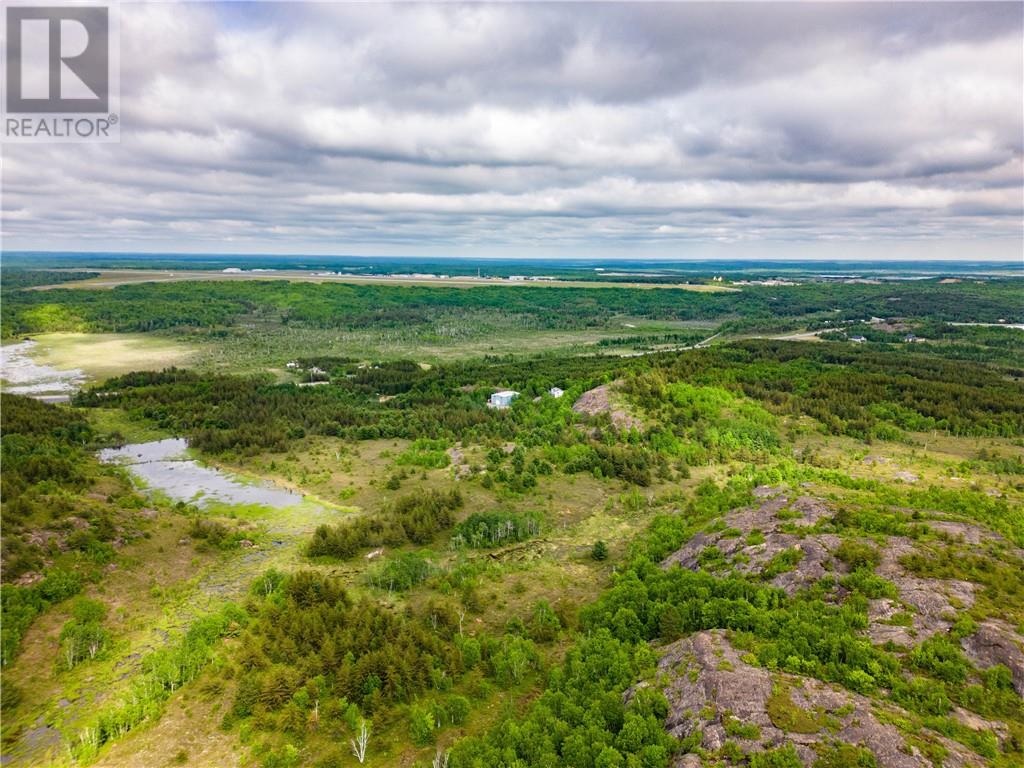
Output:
[
  {"xmin": 909, "ymin": 635, "xmax": 971, "ymax": 685},
  {"xmin": 813, "ymin": 744, "xmax": 877, "ymax": 768},
  {"xmin": 395, "ymin": 439, "xmax": 451, "ymax": 469},
  {"xmin": 892, "ymin": 676, "xmax": 952, "ymax": 716},
  {"xmin": 761, "ymin": 547, "xmax": 804, "ymax": 580},
  {"xmin": 835, "ymin": 540, "xmax": 882, "ymax": 571},
  {"xmin": 840, "ymin": 569, "xmax": 898, "ymax": 599},
  {"xmin": 749, "ymin": 744, "xmax": 803, "ymax": 768}
]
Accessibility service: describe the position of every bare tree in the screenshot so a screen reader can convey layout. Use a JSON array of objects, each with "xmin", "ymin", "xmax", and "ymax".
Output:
[
  {"xmin": 432, "ymin": 749, "xmax": 450, "ymax": 768},
  {"xmin": 350, "ymin": 719, "xmax": 370, "ymax": 764}
]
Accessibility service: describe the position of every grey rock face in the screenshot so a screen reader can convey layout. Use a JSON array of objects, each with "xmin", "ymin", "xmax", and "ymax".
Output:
[
  {"xmin": 659, "ymin": 494, "xmax": 843, "ymax": 597},
  {"xmin": 961, "ymin": 620, "xmax": 1024, "ymax": 697},
  {"xmin": 652, "ymin": 630, "xmax": 983, "ymax": 768}
]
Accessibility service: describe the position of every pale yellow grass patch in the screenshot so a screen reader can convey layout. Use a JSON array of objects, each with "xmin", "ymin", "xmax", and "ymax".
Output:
[{"xmin": 27, "ymin": 332, "xmax": 195, "ymax": 381}]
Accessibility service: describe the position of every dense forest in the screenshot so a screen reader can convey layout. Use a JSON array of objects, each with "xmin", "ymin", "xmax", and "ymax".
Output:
[{"xmin": 3, "ymin": 275, "xmax": 1022, "ymax": 338}]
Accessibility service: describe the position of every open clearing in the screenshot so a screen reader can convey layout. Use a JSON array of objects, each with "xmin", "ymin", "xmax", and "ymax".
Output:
[{"xmin": 19, "ymin": 332, "xmax": 196, "ymax": 381}]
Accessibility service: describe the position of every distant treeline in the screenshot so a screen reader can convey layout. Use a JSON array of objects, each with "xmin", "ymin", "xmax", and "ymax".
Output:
[{"xmin": 1, "ymin": 269, "xmax": 98, "ymax": 291}]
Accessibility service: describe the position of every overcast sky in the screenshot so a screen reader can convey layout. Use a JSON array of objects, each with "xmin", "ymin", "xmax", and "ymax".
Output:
[{"xmin": 2, "ymin": 1, "xmax": 1022, "ymax": 260}]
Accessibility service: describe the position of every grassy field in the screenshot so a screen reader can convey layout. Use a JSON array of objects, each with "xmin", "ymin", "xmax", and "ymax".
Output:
[{"xmin": 23, "ymin": 333, "xmax": 196, "ymax": 381}]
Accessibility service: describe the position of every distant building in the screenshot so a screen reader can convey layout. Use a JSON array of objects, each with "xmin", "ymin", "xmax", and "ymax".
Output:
[
  {"xmin": 903, "ymin": 334, "xmax": 918, "ymax": 343},
  {"xmin": 488, "ymin": 390, "xmax": 519, "ymax": 409},
  {"xmin": 849, "ymin": 336, "xmax": 867, "ymax": 344},
  {"xmin": 286, "ymin": 361, "xmax": 300, "ymax": 369},
  {"xmin": 549, "ymin": 387, "xmax": 564, "ymax": 398}
]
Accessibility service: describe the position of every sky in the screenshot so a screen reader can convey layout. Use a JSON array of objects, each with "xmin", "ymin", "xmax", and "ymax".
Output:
[{"xmin": 2, "ymin": 1, "xmax": 1022, "ymax": 260}]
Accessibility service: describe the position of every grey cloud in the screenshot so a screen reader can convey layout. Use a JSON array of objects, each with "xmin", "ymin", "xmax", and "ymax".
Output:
[{"xmin": 1, "ymin": 2, "xmax": 1021, "ymax": 258}]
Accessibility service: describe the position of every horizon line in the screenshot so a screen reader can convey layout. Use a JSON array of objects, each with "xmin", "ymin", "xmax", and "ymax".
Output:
[{"xmin": 5, "ymin": 250, "xmax": 1023, "ymax": 265}]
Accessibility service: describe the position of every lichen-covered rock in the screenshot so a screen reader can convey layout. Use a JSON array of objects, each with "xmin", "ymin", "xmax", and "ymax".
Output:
[
  {"xmin": 924, "ymin": 521, "xmax": 1024, "ymax": 561},
  {"xmin": 659, "ymin": 494, "xmax": 841, "ymax": 595},
  {"xmin": 650, "ymin": 630, "xmax": 983, "ymax": 768},
  {"xmin": 572, "ymin": 381, "xmax": 642, "ymax": 431},
  {"xmin": 871, "ymin": 537, "xmax": 977, "ymax": 643},
  {"xmin": 961, "ymin": 620, "xmax": 1024, "ymax": 696}
]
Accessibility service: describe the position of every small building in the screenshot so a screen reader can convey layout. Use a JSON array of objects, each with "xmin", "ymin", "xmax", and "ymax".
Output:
[
  {"xmin": 849, "ymin": 336, "xmax": 867, "ymax": 344},
  {"xmin": 488, "ymin": 390, "xmax": 519, "ymax": 409},
  {"xmin": 286, "ymin": 361, "xmax": 300, "ymax": 369},
  {"xmin": 549, "ymin": 387, "xmax": 564, "ymax": 399},
  {"xmin": 903, "ymin": 334, "xmax": 918, "ymax": 343}
]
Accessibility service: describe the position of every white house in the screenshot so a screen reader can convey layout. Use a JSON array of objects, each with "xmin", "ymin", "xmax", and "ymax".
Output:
[
  {"xmin": 549, "ymin": 387, "xmax": 564, "ymax": 398},
  {"xmin": 488, "ymin": 390, "xmax": 519, "ymax": 409},
  {"xmin": 849, "ymin": 336, "xmax": 867, "ymax": 344}
]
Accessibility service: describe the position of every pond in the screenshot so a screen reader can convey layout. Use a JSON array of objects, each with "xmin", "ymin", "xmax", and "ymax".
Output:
[{"xmin": 99, "ymin": 438, "xmax": 307, "ymax": 509}]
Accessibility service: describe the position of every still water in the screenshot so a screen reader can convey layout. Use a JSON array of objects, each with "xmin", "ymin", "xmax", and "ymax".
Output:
[{"xmin": 99, "ymin": 438, "xmax": 305, "ymax": 508}]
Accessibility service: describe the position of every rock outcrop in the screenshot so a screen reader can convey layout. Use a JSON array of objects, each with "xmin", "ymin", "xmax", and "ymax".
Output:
[
  {"xmin": 572, "ymin": 382, "xmax": 642, "ymax": 431},
  {"xmin": 652, "ymin": 630, "xmax": 983, "ymax": 768},
  {"xmin": 659, "ymin": 492, "xmax": 840, "ymax": 596},
  {"xmin": 960, "ymin": 620, "xmax": 1024, "ymax": 697}
]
